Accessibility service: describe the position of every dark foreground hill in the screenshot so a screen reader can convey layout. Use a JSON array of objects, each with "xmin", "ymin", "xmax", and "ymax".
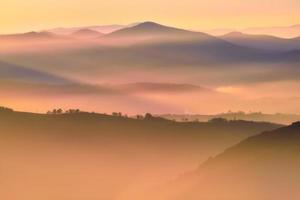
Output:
[
  {"xmin": 155, "ymin": 122, "xmax": 300, "ymax": 200},
  {"xmin": 0, "ymin": 109, "xmax": 280, "ymax": 200}
]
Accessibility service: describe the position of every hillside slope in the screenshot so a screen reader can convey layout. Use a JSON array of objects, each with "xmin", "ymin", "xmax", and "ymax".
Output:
[
  {"xmin": 157, "ymin": 122, "xmax": 300, "ymax": 200},
  {"xmin": 0, "ymin": 109, "xmax": 281, "ymax": 200}
]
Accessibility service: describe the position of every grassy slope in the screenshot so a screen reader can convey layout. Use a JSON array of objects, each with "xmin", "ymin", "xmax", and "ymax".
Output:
[{"xmin": 0, "ymin": 110, "xmax": 282, "ymax": 200}]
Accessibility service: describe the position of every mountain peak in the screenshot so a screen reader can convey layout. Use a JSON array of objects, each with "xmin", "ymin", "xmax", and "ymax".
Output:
[
  {"xmin": 223, "ymin": 31, "xmax": 245, "ymax": 37},
  {"xmin": 137, "ymin": 21, "xmax": 164, "ymax": 28},
  {"xmin": 73, "ymin": 29, "xmax": 102, "ymax": 35},
  {"xmin": 106, "ymin": 21, "xmax": 202, "ymax": 39},
  {"xmin": 128, "ymin": 21, "xmax": 177, "ymax": 32},
  {"xmin": 74, "ymin": 28, "xmax": 100, "ymax": 33},
  {"xmin": 0, "ymin": 31, "xmax": 55, "ymax": 39},
  {"xmin": 70, "ymin": 29, "xmax": 104, "ymax": 39}
]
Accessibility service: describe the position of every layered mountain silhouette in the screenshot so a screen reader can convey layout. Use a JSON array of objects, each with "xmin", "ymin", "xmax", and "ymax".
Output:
[
  {"xmin": 46, "ymin": 23, "xmax": 136, "ymax": 35},
  {"xmin": 205, "ymin": 24, "xmax": 300, "ymax": 38},
  {"xmin": 155, "ymin": 122, "xmax": 300, "ymax": 200},
  {"xmin": 1, "ymin": 22, "xmax": 299, "ymax": 64},
  {"xmin": 0, "ymin": 31, "xmax": 53, "ymax": 39},
  {"xmin": 0, "ymin": 31, "xmax": 67, "ymax": 42},
  {"xmin": 103, "ymin": 21, "xmax": 210, "ymax": 42},
  {"xmin": 90, "ymin": 22, "xmax": 300, "ymax": 64},
  {"xmin": 0, "ymin": 21, "xmax": 299, "ymax": 94},
  {"xmin": 0, "ymin": 60, "xmax": 70, "ymax": 84},
  {"xmin": 222, "ymin": 31, "xmax": 300, "ymax": 51},
  {"xmin": 243, "ymin": 24, "xmax": 300, "ymax": 38}
]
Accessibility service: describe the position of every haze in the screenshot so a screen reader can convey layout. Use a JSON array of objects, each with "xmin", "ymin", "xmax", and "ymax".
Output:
[{"xmin": 1, "ymin": 1, "xmax": 300, "ymax": 199}]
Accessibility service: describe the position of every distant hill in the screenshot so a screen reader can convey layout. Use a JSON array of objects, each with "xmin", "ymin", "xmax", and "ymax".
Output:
[
  {"xmin": 0, "ymin": 30, "xmax": 76, "ymax": 53},
  {"xmin": 155, "ymin": 122, "xmax": 300, "ymax": 200},
  {"xmin": 0, "ymin": 22, "xmax": 299, "ymax": 106},
  {"xmin": 104, "ymin": 21, "xmax": 212, "ymax": 43},
  {"xmin": 221, "ymin": 31, "xmax": 300, "ymax": 51},
  {"xmin": 46, "ymin": 23, "xmax": 138, "ymax": 35},
  {"xmin": 2, "ymin": 22, "xmax": 300, "ymax": 67},
  {"xmin": 0, "ymin": 109, "xmax": 281, "ymax": 200},
  {"xmin": 0, "ymin": 60, "xmax": 70, "ymax": 84},
  {"xmin": 0, "ymin": 110, "xmax": 280, "ymax": 156},
  {"xmin": 0, "ymin": 31, "xmax": 68, "ymax": 42},
  {"xmin": 70, "ymin": 29, "xmax": 104, "ymax": 39},
  {"xmin": 97, "ymin": 22, "xmax": 300, "ymax": 64},
  {"xmin": 243, "ymin": 24, "xmax": 300, "ymax": 38},
  {"xmin": 159, "ymin": 112, "xmax": 300, "ymax": 125},
  {"xmin": 0, "ymin": 31, "xmax": 54, "ymax": 40},
  {"xmin": 204, "ymin": 24, "xmax": 300, "ymax": 38}
]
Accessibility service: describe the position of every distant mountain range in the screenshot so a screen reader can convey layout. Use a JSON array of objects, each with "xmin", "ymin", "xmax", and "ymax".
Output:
[
  {"xmin": 102, "ymin": 21, "xmax": 210, "ymax": 42},
  {"xmin": 0, "ymin": 31, "xmax": 55, "ymax": 40},
  {"xmin": 243, "ymin": 24, "xmax": 300, "ymax": 38},
  {"xmin": 45, "ymin": 23, "xmax": 138, "ymax": 35},
  {"xmin": 159, "ymin": 112, "xmax": 300, "ymax": 125},
  {"xmin": 221, "ymin": 31, "xmax": 300, "ymax": 51},
  {"xmin": 47, "ymin": 23, "xmax": 300, "ymax": 38},
  {"xmin": 0, "ymin": 21, "xmax": 299, "ymax": 83},
  {"xmin": 91, "ymin": 22, "xmax": 300, "ymax": 65},
  {"xmin": 205, "ymin": 24, "xmax": 300, "ymax": 38},
  {"xmin": 0, "ymin": 21, "xmax": 299, "ymax": 53},
  {"xmin": 0, "ymin": 60, "xmax": 70, "ymax": 84},
  {"xmin": 0, "ymin": 21, "xmax": 299, "ymax": 115}
]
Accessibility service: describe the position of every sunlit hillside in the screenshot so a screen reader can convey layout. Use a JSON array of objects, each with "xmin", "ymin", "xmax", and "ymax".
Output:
[{"xmin": 153, "ymin": 122, "xmax": 300, "ymax": 200}]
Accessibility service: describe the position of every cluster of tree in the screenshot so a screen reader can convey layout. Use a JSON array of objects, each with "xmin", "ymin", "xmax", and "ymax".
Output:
[
  {"xmin": 112, "ymin": 112, "xmax": 127, "ymax": 117},
  {"xmin": 181, "ymin": 118, "xmax": 199, "ymax": 122},
  {"xmin": 47, "ymin": 108, "xmax": 81, "ymax": 114},
  {"xmin": 0, "ymin": 106, "xmax": 14, "ymax": 113},
  {"xmin": 223, "ymin": 110, "xmax": 263, "ymax": 115},
  {"xmin": 136, "ymin": 113, "xmax": 167, "ymax": 121},
  {"xmin": 111, "ymin": 112, "xmax": 130, "ymax": 118},
  {"xmin": 208, "ymin": 118, "xmax": 228, "ymax": 123},
  {"xmin": 135, "ymin": 113, "xmax": 154, "ymax": 120}
]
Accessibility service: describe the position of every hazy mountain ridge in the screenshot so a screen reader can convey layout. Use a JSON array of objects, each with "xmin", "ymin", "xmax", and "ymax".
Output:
[
  {"xmin": 0, "ymin": 31, "xmax": 71, "ymax": 43},
  {"xmin": 221, "ymin": 31, "xmax": 300, "ymax": 51},
  {"xmin": 159, "ymin": 112, "xmax": 300, "ymax": 125},
  {"xmin": 101, "ymin": 22, "xmax": 295, "ymax": 63},
  {"xmin": 0, "ymin": 31, "xmax": 55, "ymax": 39},
  {"xmin": 243, "ymin": 24, "xmax": 300, "ymax": 38},
  {"xmin": 70, "ymin": 29, "xmax": 104, "ymax": 39},
  {"xmin": 0, "ymin": 22, "xmax": 299, "ymax": 114},
  {"xmin": 205, "ymin": 24, "xmax": 300, "ymax": 38},
  {"xmin": 103, "ymin": 22, "xmax": 210, "ymax": 41},
  {"xmin": 0, "ymin": 60, "xmax": 71, "ymax": 84},
  {"xmin": 1, "ymin": 22, "xmax": 299, "ymax": 63},
  {"xmin": 46, "ymin": 24, "xmax": 128, "ymax": 35}
]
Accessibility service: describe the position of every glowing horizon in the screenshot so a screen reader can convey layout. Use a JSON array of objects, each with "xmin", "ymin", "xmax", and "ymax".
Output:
[{"xmin": 0, "ymin": 0, "xmax": 299, "ymax": 34}]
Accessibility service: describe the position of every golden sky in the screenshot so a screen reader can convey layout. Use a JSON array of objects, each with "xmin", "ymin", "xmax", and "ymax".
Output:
[{"xmin": 0, "ymin": 0, "xmax": 299, "ymax": 33}]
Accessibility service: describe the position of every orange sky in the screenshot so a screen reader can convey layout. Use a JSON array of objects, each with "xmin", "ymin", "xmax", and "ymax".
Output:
[{"xmin": 0, "ymin": 0, "xmax": 299, "ymax": 33}]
